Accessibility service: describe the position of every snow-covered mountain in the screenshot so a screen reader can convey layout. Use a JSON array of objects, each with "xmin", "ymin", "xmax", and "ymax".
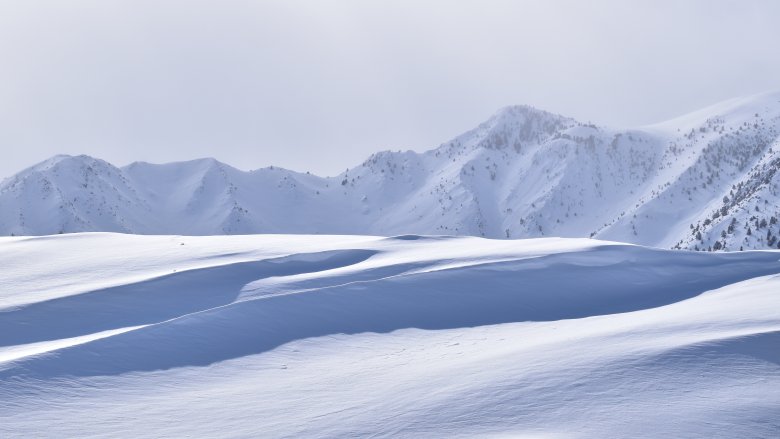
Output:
[{"xmin": 2, "ymin": 91, "xmax": 780, "ymax": 250}]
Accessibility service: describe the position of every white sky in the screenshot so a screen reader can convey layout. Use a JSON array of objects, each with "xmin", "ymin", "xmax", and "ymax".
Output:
[{"xmin": 1, "ymin": 0, "xmax": 779, "ymax": 178}]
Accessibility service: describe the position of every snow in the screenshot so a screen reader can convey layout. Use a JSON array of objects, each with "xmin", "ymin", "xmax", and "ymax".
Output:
[
  {"xmin": 0, "ymin": 325, "xmax": 145, "ymax": 365},
  {"xmin": 1, "ymin": 233, "xmax": 779, "ymax": 438},
  {"xmin": 2, "ymin": 91, "xmax": 780, "ymax": 251}
]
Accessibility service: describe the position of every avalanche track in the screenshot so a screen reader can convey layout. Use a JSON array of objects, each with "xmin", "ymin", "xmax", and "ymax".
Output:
[{"xmin": 0, "ymin": 233, "xmax": 779, "ymax": 438}]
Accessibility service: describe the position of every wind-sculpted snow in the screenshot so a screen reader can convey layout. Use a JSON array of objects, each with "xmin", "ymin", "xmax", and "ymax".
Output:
[
  {"xmin": 0, "ymin": 249, "xmax": 378, "ymax": 347},
  {"xmin": 0, "ymin": 234, "xmax": 779, "ymax": 437},
  {"xmin": 2, "ymin": 91, "xmax": 780, "ymax": 250}
]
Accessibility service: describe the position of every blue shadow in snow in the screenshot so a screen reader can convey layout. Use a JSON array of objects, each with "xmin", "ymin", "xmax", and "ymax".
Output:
[
  {"xmin": 0, "ymin": 249, "xmax": 377, "ymax": 347},
  {"xmin": 3, "ymin": 246, "xmax": 780, "ymax": 379}
]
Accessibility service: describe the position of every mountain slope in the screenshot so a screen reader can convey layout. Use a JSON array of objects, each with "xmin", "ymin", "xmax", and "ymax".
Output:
[{"xmin": 2, "ymin": 92, "xmax": 780, "ymax": 249}]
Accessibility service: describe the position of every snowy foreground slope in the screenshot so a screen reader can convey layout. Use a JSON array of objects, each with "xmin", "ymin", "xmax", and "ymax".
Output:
[
  {"xmin": 1, "ymin": 233, "xmax": 779, "ymax": 438},
  {"xmin": 2, "ymin": 91, "xmax": 780, "ymax": 250}
]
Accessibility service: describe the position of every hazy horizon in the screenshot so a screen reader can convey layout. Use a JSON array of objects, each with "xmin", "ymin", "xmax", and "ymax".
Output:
[{"xmin": 2, "ymin": 0, "xmax": 780, "ymax": 179}]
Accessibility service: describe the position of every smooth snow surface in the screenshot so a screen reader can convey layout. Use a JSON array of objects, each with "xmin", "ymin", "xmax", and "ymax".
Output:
[{"xmin": 1, "ymin": 233, "xmax": 779, "ymax": 438}]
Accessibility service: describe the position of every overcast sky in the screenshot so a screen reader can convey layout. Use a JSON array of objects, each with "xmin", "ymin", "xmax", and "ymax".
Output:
[{"xmin": 1, "ymin": 0, "xmax": 779, "ymax": 178}]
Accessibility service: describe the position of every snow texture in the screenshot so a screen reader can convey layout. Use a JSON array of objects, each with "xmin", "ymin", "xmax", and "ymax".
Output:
[
  {"xmin": 3, "ymin": 92, "xmax": 780, "ymax": 251},
  {"xmin": 1, "ymin": 233, "xmax": 779, "ymax": 437}
]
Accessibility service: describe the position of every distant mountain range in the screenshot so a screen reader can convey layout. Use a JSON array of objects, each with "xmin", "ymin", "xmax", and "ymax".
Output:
[{"xmin": 2, "ymin": 91, "xmax": 780, "ymax": 250}]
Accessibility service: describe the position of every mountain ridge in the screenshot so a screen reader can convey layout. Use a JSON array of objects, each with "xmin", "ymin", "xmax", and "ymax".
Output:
[{"xmin": 2, "ymin": 91, "xmax": 780, "ymax": 251}]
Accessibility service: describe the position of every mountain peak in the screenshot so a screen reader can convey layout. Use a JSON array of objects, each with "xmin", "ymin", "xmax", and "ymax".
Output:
[
  {"xmin": 9, "ymin": 155, "xmax": 115, "ymax": 182},
  {"xmin": 2, "ymin": 92, "xmax": 780, "ymax": 251},
  {"xmin": 126, "ymin": 157, "xmax": 221, "ymax": 171},
  {"xmin": 491, "ymin": 104, "xmax": 571, "ymax": 121},
  {"xmin": 445, "ymin": 104, "xmax": 576, "ymax": 152}
]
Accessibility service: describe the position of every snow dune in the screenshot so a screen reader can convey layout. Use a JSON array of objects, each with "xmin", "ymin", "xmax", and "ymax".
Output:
[{"xmin": 1, "ymin": 233, "xmax": 779, "ymax": 437}]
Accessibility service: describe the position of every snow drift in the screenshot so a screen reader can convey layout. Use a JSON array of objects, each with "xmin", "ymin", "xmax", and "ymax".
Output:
[{"xmin": 1, "ymin": 233, "xmax": 779, "ymax": 437}]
